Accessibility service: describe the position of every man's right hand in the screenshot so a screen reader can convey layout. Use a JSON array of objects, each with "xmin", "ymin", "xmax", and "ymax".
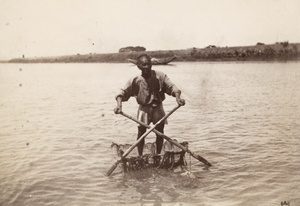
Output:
[
  {"xmin": 114, "ymin": 96, "xmax": 123, "ymax": 114},
  {"xmin": 114, "ymin": 106, "xmax": 122, "ymax": 114}
]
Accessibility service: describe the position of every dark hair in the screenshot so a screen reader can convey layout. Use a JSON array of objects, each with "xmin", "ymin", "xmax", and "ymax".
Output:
[{"xmin": 137, "ymin": 54, "xmax": 151, "ymax": 66}]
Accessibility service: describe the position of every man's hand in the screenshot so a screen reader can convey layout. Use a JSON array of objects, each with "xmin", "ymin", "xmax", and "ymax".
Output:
[
  {"xmin": 176, "ymin": 98, "xmax": 185, "ymax": 106},
  {"xmin": 174, "ymin": 92, "xmax": 185, "ymax": 106},
  {"xmin": 114, "ymin": 106, "xmax": 122, "ymax": 114},
  {"xmin": 114, "ymin": 96, "xmax": 123, "ymax": 114}
]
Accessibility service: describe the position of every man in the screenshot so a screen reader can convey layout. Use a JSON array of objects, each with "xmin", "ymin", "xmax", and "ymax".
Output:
[{"xmin": 114, "ymin": 54, "xmax": 185, "ymax": 156}]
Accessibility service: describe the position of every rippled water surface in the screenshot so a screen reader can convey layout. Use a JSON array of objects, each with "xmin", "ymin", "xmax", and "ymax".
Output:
[{"xmin": 0, "ymin": 62, "xmax": 299, "ymax": 206}]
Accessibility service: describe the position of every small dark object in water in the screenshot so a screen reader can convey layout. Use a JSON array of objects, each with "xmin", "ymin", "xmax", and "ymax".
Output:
[{"xmin": 26, "ymin": 142, "xmax": 29, "ymax": 146}]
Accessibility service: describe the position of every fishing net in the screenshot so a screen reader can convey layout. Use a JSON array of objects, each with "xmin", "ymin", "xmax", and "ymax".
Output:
[{"xmin": 111, "ymin": 140, "xmax": 189, "ymax": 172}]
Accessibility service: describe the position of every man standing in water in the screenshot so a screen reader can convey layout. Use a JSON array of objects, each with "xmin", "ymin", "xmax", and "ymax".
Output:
[{"xmin": 114, "ymin": 54, "xmax": 185, "ymax": 156}]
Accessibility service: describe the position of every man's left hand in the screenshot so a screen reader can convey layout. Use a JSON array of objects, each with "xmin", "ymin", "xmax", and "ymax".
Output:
[{"xmin": 177, "ymin": 98, "xmax": 185, "ymax": 106}]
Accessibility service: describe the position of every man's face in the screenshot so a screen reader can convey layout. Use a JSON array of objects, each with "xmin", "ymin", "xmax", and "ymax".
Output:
[{"xmin": 138, "ymin": 57, "xmax": 152, "ymax": 78}]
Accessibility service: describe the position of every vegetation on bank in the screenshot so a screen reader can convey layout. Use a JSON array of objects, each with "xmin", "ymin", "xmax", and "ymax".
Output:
[
  {"xmin": 8, "ymin": 42, "xmax": 300, "ymax": 63},
  {"xmin": 119, "ymin": 46, "xmax": 146, "ymax": 53}
]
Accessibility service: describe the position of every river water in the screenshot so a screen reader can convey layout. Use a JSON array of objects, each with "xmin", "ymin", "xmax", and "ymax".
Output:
[{"xmin": 0, "ymin": 62, "xmax": 299, "ymax": 206}]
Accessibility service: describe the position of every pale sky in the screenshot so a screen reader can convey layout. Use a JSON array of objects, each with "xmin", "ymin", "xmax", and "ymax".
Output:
[{"xmin": 0, "ymin": 0, "xmax": 299, "ymax": 60}]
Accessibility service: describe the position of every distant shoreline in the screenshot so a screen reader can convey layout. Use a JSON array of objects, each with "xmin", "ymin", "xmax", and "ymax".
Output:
[{"xmin": 4, "ymin": 42, "xmax": 300, "ymax": 63}]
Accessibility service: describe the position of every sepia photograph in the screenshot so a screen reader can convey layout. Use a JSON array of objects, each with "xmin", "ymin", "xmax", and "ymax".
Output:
[{"xmin": 0, "ymin": 0, "xmax": 299, "ymax": 205}]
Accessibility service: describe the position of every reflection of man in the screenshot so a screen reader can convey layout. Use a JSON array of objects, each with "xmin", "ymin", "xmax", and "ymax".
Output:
[{"xmin": 114, "ymin": 54, "xmax": 185, "ymax": 156}]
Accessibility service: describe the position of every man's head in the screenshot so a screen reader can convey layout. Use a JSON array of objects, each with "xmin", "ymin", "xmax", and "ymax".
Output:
[{"xmin": 137, "ymin": 54, "xmax": 152, "ymax": 78}]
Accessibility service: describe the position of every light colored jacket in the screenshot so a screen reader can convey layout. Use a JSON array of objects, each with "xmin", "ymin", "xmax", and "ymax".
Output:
[{"xmin": 116, "ymin": 70, "xmax": 180, "ymax": 106}]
